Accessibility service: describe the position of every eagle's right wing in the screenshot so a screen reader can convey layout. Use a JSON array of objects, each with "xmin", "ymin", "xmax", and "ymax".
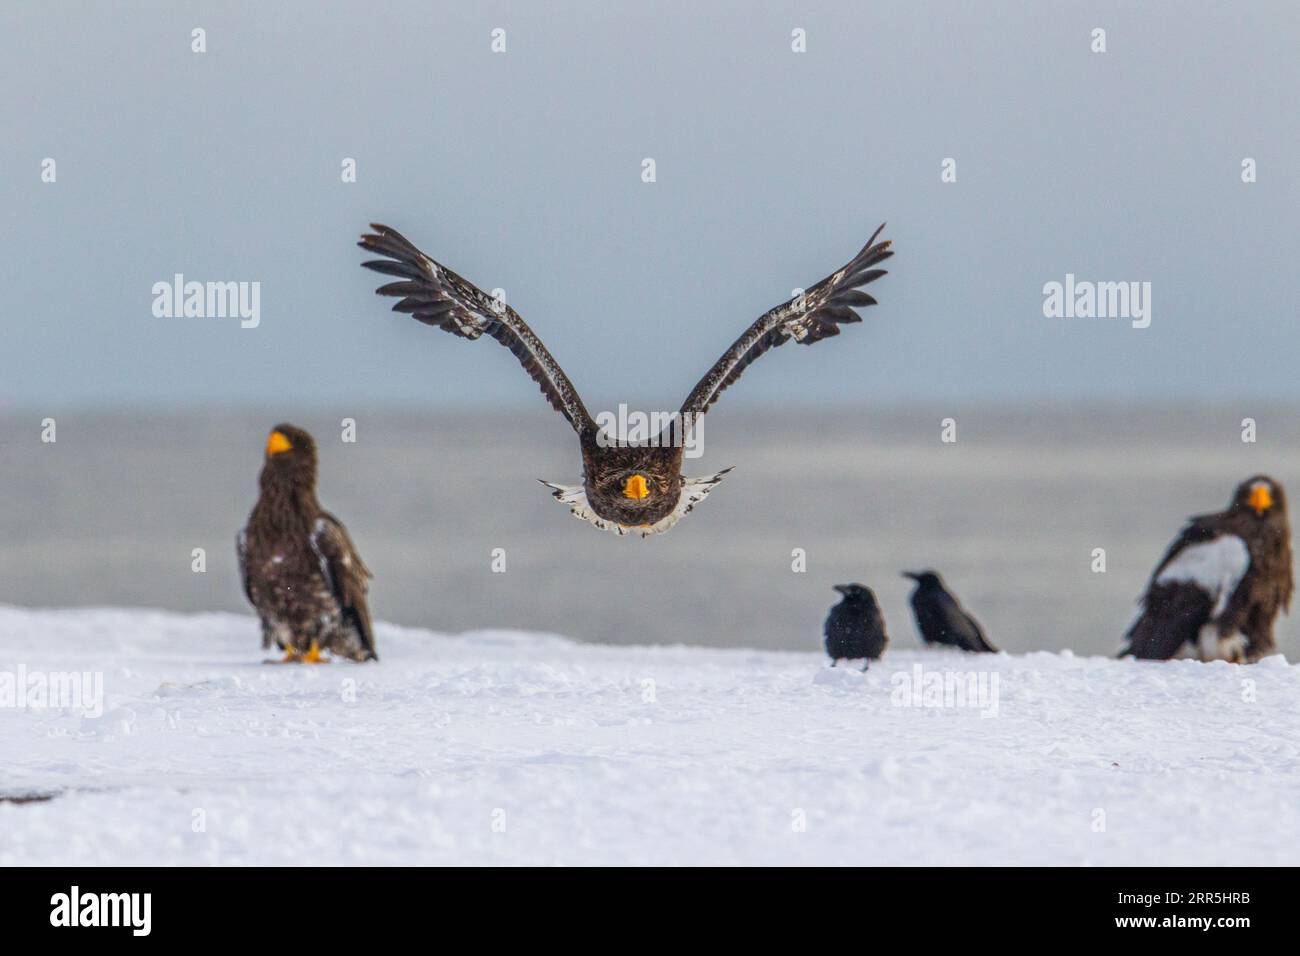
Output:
[
  {"xmin": 236, "ymin": 528, "xmax": 253, "ymax": 604},
  {"xmin": 1123, "ymin": 520, "xmax": 1250, "ymax": 658},
  {"xmin": 360, "ymin": 224, "xmax": 595, "ymax": 436},
  {"xmin": 1152, "ymin": 531, "xmax": 1250, "ymax": 618}
]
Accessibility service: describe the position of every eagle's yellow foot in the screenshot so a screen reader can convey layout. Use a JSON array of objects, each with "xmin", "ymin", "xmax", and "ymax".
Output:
[
  {"xmin": 302, "ymin": 640, "xmax": 327, "ymax": 664},
  {"xmin": 280, "ymin": 645, "xmax": 300, "ymax": 663}
]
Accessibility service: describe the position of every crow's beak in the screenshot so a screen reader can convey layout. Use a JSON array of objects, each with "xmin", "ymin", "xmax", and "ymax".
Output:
[
  {"xmin": 901, "ymin": 571, "xmax": 921, "ymax": 581},
  {"xmin": 833, "ymin": 584, "xmax": 850, "ymax": 595}
]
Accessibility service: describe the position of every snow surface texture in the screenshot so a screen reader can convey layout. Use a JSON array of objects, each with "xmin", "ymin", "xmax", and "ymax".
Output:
[{"xmin": 2, "ymin": 605, "xmax": 1298, "ymax": 866}]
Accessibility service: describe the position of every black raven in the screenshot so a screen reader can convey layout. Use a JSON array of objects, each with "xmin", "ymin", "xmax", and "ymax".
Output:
[
  {"xmin": 902, "ymin": 571, "xmax": 996, "ymax": 653},
  {"xmin": 824, "ymin": 584, "xmax": 889, "ymax": 668}
]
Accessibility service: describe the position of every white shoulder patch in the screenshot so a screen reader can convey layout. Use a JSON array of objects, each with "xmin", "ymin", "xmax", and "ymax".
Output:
[
  {"xmin": 540, "ymin": 470, "xmax": 732, "ymax": 538},
  {"xmin": 308, "ymin": 518, "xmax": 334, "ymax": 588},
  {"xmin": 1156, "ymin": 534, "xmax": 1250, "ymax": 617}
]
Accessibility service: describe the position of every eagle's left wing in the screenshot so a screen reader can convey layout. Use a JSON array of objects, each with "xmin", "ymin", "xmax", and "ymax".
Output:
[
  {"xmin": 678, "ymin": 225, "xmax": 892, "ymax": 418},
  {"xmin": 310, "ymin": 513, "xmax": 378, "ymax": 661}
]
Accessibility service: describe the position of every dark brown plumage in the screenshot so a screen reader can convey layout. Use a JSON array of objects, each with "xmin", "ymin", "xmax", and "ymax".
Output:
[
  {"xmin": 1122, "ymin": 475, "xmax": 1292, "ymax": 662},
  {"xmin": 237, "ymin": 424, "xmax": 377, "ymax": 662},
  {"xmin": 359, "ymin": 223, "xmax": 892, "ymax": 536}
]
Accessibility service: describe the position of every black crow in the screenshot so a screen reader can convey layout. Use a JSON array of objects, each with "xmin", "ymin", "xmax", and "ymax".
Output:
[
  {"xmin": 902, "ymin": 570, "xmax": 997, "ymax": 653},
  {"xmin": 824, "ymin": 584, "xmax": 889, "ymax": 669}
]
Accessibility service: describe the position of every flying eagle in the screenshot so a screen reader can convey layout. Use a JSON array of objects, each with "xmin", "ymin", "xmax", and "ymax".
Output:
[
  {"xmin": 1121, "ymin": 475, "xmax": 1292, "ymax": 662},
  {"xmin": 359, "ymin": 223, "xmax": 892, "ymax": 536},
  {"xmin": 237, "ymin": 424, "xmax": 378, "ymax": 662}
]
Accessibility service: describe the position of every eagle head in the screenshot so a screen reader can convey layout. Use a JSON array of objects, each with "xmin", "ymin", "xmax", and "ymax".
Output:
[
  {"xmin": 260, "ymin": 423, "xmax": 318, "ymax": 487},
  {"xmin": 1236, "ymin": 475, "xmax": 1286, "ymax": 519},
  {"xmin": 539, "ymin": 467, "xmax": 731, "ymax": 537}
]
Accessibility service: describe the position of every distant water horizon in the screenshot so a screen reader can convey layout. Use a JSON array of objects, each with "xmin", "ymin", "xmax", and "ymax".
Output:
[{"xmin": 4, "ymin": 402, "xmax": 1299, "ymax": 661}]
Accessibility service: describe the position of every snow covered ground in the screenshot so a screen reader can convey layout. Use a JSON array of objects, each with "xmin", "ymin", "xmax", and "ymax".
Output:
[{"xmin": 1, "ymin": 604, "xmax": 1297, "ymax": 866}]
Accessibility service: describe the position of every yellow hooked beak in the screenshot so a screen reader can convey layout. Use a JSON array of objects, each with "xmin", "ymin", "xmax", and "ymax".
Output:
[
  {"xmin": 1249, "ymin": 484, "xmax": 1273, "ymax": 515},
  {"xmin": 622, "ymin": 474, "xmax": 650, "ymax": 499},
  {"xmin": 266, "ymin": 431, "xmax": 293, "ymax": 456}
]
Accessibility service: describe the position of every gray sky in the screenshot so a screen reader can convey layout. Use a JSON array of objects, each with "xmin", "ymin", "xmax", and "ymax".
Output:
[{"xmin": 2, "ymin": 1, "xmax": 1297, "ymax": 412}]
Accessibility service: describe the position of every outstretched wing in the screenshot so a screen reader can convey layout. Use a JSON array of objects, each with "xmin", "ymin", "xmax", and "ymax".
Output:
[
  {"xmin": 678, "ymin": 224, "xmax": 892, "ymax": 417},
  {"xmin": 310, "ymin": 513, "xmax": 378, "ymax": 661},
  {"xmin": 360, "ymin": 224, "xmax": 595, "ymax": 435}
]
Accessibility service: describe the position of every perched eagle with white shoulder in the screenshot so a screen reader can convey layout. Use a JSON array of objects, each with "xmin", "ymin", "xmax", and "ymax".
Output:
[
  {"xmin": 237, "ymin": 424, "xmax": 378, "ymax": 662},
  {"xmin": 358, "ymin": 223, "xmax": 892, "ymax": 536},
  {"xmin": 1122, "ymin": 475, "xmax": 1292, "ymax": 662}
]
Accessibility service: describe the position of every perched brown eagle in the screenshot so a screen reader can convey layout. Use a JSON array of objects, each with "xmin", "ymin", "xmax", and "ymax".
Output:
[
  {"xmin": 359, "ymin": 223, "xmax": 892, "ymax": 536},
  {"xmin": 237, "ymin": 424, "xmax": 378, "ymax": 662},
  {"xmin": 1122, "ymin": 475, "xmax": 1292, "ymax": 662}
]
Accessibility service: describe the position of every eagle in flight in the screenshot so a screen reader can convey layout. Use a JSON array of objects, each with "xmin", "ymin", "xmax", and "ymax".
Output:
[
  {"xmin": 1122, "ymin": 475, "xmax": 1292, "ymax": 662},
  {"xmin": 359, "ymin": 223, "xmax": 892, "ymax": 536}
]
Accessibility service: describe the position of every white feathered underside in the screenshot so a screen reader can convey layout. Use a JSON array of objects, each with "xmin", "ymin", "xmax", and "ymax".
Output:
[
  {"xmin": 540, "ymin": 470, "xmax": 733, "ymax": 537},
  {"xmin": 1156, "ymin": 534, "xmax": 1251, "ymax": 618}
]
